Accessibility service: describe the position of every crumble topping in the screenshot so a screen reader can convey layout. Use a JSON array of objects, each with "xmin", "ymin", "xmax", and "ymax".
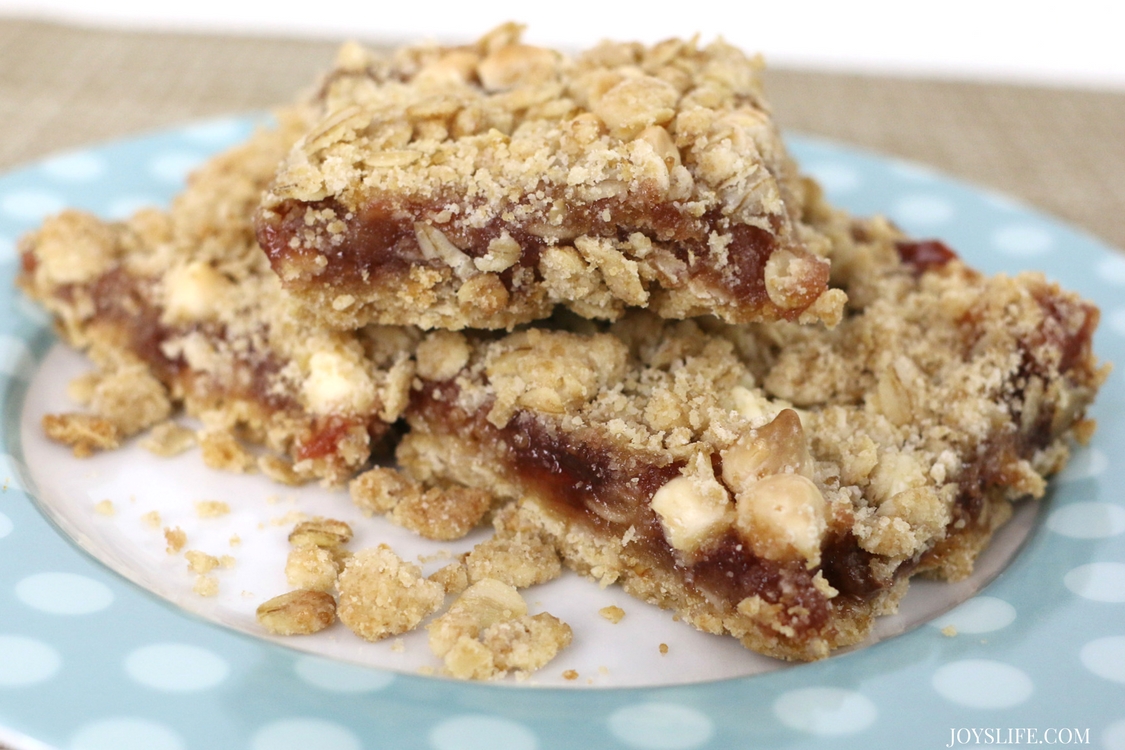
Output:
[
  {"xmin": 396, "ymin": 200, "xmax": 1105, "ymax": 660},
  {"xmin": 18, "ymin": 113, "xmax": 424, "ymax": 485},
  {"xmin": 256, "ymin": 24, "xmax": 845, "ymax": 330},
  {"xmin": 349, "ymin": 466, "xmax": 493, "ymax": 540}
]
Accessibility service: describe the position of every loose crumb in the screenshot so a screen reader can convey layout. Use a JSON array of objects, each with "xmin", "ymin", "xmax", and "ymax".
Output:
[
  {"xmin": 336, "ymin": 545, "xmax": 444, "ymax": 641},
  {"xmin": 199, "ymin": 430, "xmax": 256, "ymax": 473},
  {"xmin": 428, "ymin": 561, "xmax": 470, "ymax": 596},
  {"xmin": 562, "ymin": 669, "xmax": 578, "ymax": 681},
  {"xmin": 164, "ymin": 526, "xmax": 186, "ymax": 554},
  {"xmin": 269, "ymin": 510, "xmax": 309, "ymax": 527},
  {"xmin": 193, "ymin": 574, "xmax": 218, "ymax": 597},
  {"xmin": 427, "ymin": 578, "xmax": 572, "ymax": 680},
  {"xmin": 42, "ymin": 412, "xmax": 120, "ymax": 457},
  {"xmin": 288, "ymin": 517, "xmax": 352, "ymax": 548},
  {"xmin": 941, "ymin": 625, "xmax": 958, "ymax": 637},
  {"xmin": 229, "ymin": 534, "xmax": 241, "ymax": 547},
  {"xmin": 464, "ymin": 524, "xmax": 561, "ymax": 589},
  {"xmin": 392, "ymin": 638, "xmax": 406, "ymax": 653},
  {"xmin": 659, "ymin": 643, "xmax": 669, "ymax": 655},
  {"xmin": 256, "ymin": 590, "xmax": 336, "ymax": 635},
  {"xmin": 258, "ymin": 454, "xmax": 309, "ymax": 486},
  {"xmin": 599, "ymin": 605, "xmax": 625, "ymax": 624},
  {"xmin": 285, "ymin": 546, "xmax": 341, "ymax": 592},
  {"xmin": 139, "ymin": 421, "xmax": 196, "ymax": 457},
  {"xmin": 195, "ymin": 500, "xmax": 231, "ymax": 518},
  {"xmin": 94, "ymin": 499, "xmax": 115, "ymax": 517},
  {"xmin": 141, "ymin": 511, "xmax": 162, "ymax": 529},
  {"xmin": 185, "ymin": 550, "xmax": 220, "ymax": 574}
]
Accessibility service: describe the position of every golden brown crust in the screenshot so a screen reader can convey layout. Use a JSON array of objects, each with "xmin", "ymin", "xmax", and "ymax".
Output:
[
  {"xmin": 395, "ymin": 205, "xmax": 1106, "ymax": 661},
  {"xmin": 255, "ymin": 25, "xmax": 844, "ymax": 330},
  {"xmin": 17, "ymin": 114, "xmax": 421, "ymax": 484}
]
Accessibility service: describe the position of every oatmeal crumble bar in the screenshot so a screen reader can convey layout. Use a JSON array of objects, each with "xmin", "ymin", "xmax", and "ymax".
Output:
[
  {"xmin": 395, "ymin": 207, "xmax": 1105, "ymax": 660},
  {"xmin": 255, "ymin": 24, "xmax": 845, "ymax": 331},
  {"xmin": 17, "ymin": 112, "xmax": 421, "ymax": 484}
]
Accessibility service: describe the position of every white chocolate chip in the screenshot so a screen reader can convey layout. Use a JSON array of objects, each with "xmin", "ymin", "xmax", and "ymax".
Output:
[
  {"xmin": 303, "ymin": 350, "xmax": 375, "ymax": 414},
  {"xmin": 733, "ymin": 474, "xmax": 827, "ymax": 566},
  {"xmin": 721, "ymin": 409, "xmax": 812, "ymax": 493},
  {"xmin": 163, "ymin": 261, "xmax": 232, "ymax": 322},
  {"xmin": 651, "ymin": 455, "xmax": 732, "ymax": 553}
]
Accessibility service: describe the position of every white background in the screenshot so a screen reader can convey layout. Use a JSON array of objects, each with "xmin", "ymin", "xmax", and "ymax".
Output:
[{"xmin": 2, "ymin": 0, "xmax": 1124, "ymax": 90}]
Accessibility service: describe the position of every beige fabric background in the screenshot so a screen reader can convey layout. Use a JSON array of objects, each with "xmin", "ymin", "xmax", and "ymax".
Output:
[{"xmin": 2, "ymin": 16, "xmax": 1124, "ymax": 254}]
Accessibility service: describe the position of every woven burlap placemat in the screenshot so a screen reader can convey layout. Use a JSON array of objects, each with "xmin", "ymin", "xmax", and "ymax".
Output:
[{"xmin": 2, "ymin": 16, "xmax": 1123, "ymax": 252}]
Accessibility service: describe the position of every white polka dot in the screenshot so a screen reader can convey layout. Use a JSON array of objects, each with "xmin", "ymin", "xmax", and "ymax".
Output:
[
  {"xmin": 0, "ymin": 511, "xmax": 12, "ymax": 539},
  {"xmin": 251, "ymin": 719, "xmax": 361, "ymax": 750},
  {"xmin": 180, "ymin": 118, "xmax": 248, "ymax": 145},
  {"xmin": 124, "ymin": 643, "xmax": 229, "ymax": 692},
  {"xmin": 932, "ymin": 660, "xmax": 1033, "ymax": 709},
  {"xmin": 1098, "ymin": 255, "xmax": 1125, "ymax": 286},
  {"xmin": 15, "ymin": 572, "xmax": 114, "ymax": 615},
  {"xmin": 990, "ymin": 224, "xmax": 1054, "ymax": 257},
  {"xmin": 1056, "ymin": 447, "xmax": 1108, "ymax": 482},
  {"xmin": 0, "ymin": 635, "xmax": 62, "ymax": 686},
  {"xmin": 430, "ymin": 715, "xmax": 539, "ymax": 750},
  {"xmin": 889, "ymin": 161, "xmax": 938, "ymax": 182},
  {"xmin": 607, "ymin": 704, "xmax": 714, "ymax": 749},
  {"xmin": 294, "ymin": 655, "xmax": 395, "ymax": 693},
  {"xmin": 1110, "ymin": 308, "xmax": 1125, "ymax": 338},
  {"xmin": 0, "ymin": 189, "xmax": 66, "ymax": 222},
  {"xmin": 772, "ymin": 688, "xmax": 877, "ymax": 736},
  {"xmin": 805, "ymin": 162, "xmax": 861, "ymax": 194},
  {"xmin": 105, "ymin": 195, "xmax": 163, "ymax": 220},
  {"xmin": 0, "ymin": 453, "xmax": 25, "ymax": 493},
  {"xmin": 890, "ymin": 194, "xmax": 955, "ymax": 226},
  {"xmin": 981, "ymin": 191, "xmax": 1024, "ymax": 212},
  {"xmin": 70, "ymin": 718, "xmax": 184, "ymax": 750},
  {"xmin": 1047, "ymin": 502, "xmax": 1125, "ymax": 538},
  {"xmin": 40, "ymin": 151, "xmax": 107, "ymax": 182},
  {"xmin": 148, "ymin": 152, "xmax": 205, "ymax": 184},
  {"xmin": 0, "ymin": 334, "xmax": 34, "ymax": 379},
  {"xmin": 1064, "ymin": 562, "xmax": 1125, "ymax": 602},
  {"xmin": 1104, "ymin": 718, "xmax": 1125, "ymax": 750},
  {"xmin": 928, "ymin": 596, "xmax": 1016, "ymax": 634},
  {"xmin": 1080, "ymin": 636, "xmax": 1125, "ymax": 684}
]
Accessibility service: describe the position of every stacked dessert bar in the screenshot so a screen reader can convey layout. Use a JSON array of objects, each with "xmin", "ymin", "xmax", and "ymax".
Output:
[{"xmin": 18, "ymin": 24, "xmax": 1106, "ymax": 666}]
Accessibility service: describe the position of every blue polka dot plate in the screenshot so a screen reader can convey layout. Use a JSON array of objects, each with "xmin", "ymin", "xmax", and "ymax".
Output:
[{"xmin": 1, "ymin": 118, "xmax": 1124, "ymax": 750}]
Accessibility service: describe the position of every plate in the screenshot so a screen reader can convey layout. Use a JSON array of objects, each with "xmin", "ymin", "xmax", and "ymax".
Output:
[{"xmin": 1, "ymin": 118, "xmax": 1124, "ymax": 750}]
